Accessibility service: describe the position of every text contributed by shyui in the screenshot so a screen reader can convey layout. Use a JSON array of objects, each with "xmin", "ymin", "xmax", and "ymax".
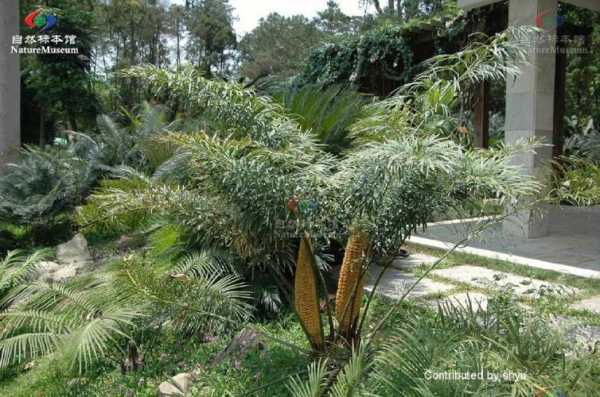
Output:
[{"xmin": 424, "ymin": 369, "xmax": 528, "ymax": 383}]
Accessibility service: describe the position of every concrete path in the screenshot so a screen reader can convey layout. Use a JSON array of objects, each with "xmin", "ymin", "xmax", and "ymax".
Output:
[{"xmin": 412, "ymin": 219, "xmax": 600, "ymax": 278}]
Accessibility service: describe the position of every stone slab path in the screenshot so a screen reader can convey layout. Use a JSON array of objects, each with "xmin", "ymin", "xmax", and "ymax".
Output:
[
  {"xmin": 571, "ymin": 295, "xmax": 600, "ymax": 314},
  {"xmin": 391, "ymin": 253, "xmax": 438, "ymax": 270},
  {"xmin": 367, "ymin": 251, "xmax": 600, "ymax": 348},
  {"xmin": 431, "ymin": 265, "xmax": 579, "ymax": 298},
  {"xmin": 366, "ymin": 266, "xmax": 455, "ymax": 300}
]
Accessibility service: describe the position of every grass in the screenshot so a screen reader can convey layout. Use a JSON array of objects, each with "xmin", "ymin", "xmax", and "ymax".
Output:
[{"xmin": 0, "ymin": 313, "xmax": 311, "ymax": 397}]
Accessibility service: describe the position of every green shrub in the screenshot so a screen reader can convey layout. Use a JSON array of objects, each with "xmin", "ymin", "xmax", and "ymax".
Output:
[
  {"xmin": 553, "ymin": 158, "xmax": 600, "ymax": 206},
  {"xmin": 0, "ymin": 146, "xmax": 96, "ymax": 244}
]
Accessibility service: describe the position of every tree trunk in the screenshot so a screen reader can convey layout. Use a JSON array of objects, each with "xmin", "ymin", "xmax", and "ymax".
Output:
[
  {"xmin": 372, "ymin": 0, "xmax": 383, "ymax": 14},
  {"xmin": 0, "ymin": 0, "xmax": 21, "ymax": 169},
  {"xmin": 176, "ymin": 17, "xmax": 181, "ymax": 67}
]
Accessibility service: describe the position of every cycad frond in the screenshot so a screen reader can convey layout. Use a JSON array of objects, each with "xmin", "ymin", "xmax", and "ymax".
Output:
[
  {"xmin": 0, "ymin": 332, "xmax": 62, "ymax": 369},
  {"xmin": 0, "ymin": 264, "xmax": 146, "ymax": 373},
  {"xmin": 118, "ymin": 253, "xmax": 252, "ymax": 337},
  {"xmin": 0, "ymin": 250, "xmax": 51, "ymax": 297},
  {"xmin": 287, "ymin": 359, "xmax": 330, "ymax": 397},
  {"xmin": 330, "ymin": 345, "xmax": 370, "ymax": 397},
  {"xmin": 121, "ymin": 65, "xmax": 315, "ymax": 150},
  {"xmin": 64, "ymin": 306, "xmax": 142, "ymax": 373}
]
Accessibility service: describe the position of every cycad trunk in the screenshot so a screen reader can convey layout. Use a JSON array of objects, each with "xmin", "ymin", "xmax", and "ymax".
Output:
[
  {"xmin": 294, "ymin": 236, "xmax": 324, "ymax": 350},
  {"xmin": 335, "ymin": 232, "xmax": 369, "ymax": 339},
  {"xmin": 0, "ymin": 0, "xmax": 20, "ymax": 169}
]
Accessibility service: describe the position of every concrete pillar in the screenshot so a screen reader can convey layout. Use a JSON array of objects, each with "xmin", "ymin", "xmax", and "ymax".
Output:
[
  {"xmin": 503, "ymin": 0, "xmax": 557, "ymax": 238},
  {"xmin": 0, "ymin": 0, "xmax": 21, "ymax": 168}
]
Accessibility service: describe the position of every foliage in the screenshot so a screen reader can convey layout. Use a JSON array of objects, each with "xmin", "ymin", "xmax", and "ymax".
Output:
[
  {"xmin": 0, "ymin": 103, "xmax": 171, "ymax": 245},
  {"xmin": 316, "ymin": 1, "xmax": 362, "ymax": 37},
  {"xmin": 239, "ymin": 13, "xmax": 325, "ymax": 80},
  {"xmin": 20, "ymin": 0, "xmax": 98, "ymax": 139},
  {"xmin": 553, "ymin": 158, "xmax": 600, "ymax": 207},
  {"xmin": 0, "ymin": 249, "xmax": 251, "ymax": 379},
  {"xmin": 0, "ymin": 145, "xmax": 96, "ymax": 237},
  {"xmin": 185, "ymin": 0, "xmax": 236, "ymax": 77},
  {"xmin": 285, "ymin": 296, "xmax": 599, "ymax": 397},
  {"xmin": 371, "ymin": 298, "xmax": 597, "ymax": 396},
  {"xmin": 299, "ymin": 24, "xmax": 415, "ymax": 96},
  {"xmin": 118, "ymin": 253, "xmax": 252, "ymax": 338},
  {"xmin": 562, "ymin": 117, "xmax": 600, "ymax": 164},
  {"xmin": 350, "ymin": 26, "xmax": 531, "ymax": 144},
  {"xmin": 122, "ymin": 65, "xmax": 315, "ymax": 150},
  {"xmin": 0, "ymin": 261, "xmax": 145, "ymax": 373},
  {"xmin": 562, "ymin": 3, "xmax": 600, "ymax": 128},
  {"xmin": 0, "ymin": 250, "xmax": 52, "ymax": 307},
  {"xmin": 362, "ymin": 0, "xmax": 448, "ymax": 21},
  {"xmin": 275, "ymin": 84, "xmax": 369, "ymax": 155}
]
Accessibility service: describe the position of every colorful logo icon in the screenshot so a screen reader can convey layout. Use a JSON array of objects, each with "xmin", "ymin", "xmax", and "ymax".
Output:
[
  {"xmin": 24, "ymin": 8, "xmax": 58, "ymax": 33},
  {"xmin": 535, "ymin": 9, "xmax": 565, "ymax": 31}
]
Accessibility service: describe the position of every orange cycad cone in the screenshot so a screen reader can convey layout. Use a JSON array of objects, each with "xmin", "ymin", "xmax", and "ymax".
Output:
[
  {"xmin": 335, "ymin": 232, "xmax": 368, "ymax": 338},
  {"xmin": 294, "ymin": 236, "xmax": 324, "ymax": 350}
]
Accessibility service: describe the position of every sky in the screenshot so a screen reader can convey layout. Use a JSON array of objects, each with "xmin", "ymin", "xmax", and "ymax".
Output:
[{"xmin": 173, "ymin": 0, "xmax": 370, "ymax": 35}]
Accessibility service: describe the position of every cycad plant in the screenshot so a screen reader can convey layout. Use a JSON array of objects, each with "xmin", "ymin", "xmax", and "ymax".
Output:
[
  {"xmin": 91, "ymin": 27, "xmax": 540, "ymax": 357},
  {"xmin": 0, "ymin": 248, "xmax": 251, "ymax": 375},
  {"xmin": 0, "ymin": 261, "xmax": 145, "ymax": 373},
  {"xmin": 274, "ymin": 84, "xmax": 369, "ymax": 155}
]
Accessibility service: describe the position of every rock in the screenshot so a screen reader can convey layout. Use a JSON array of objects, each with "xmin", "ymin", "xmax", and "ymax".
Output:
[
  {"xmin": 37, "ymin": 261, "xmax": 78, "ymax": 283},
  {"xmin": 211, "ymin": 327, "xmax": 264, "ymax": 366},
  {"xmin": 117, "ymin": 234, "xmax": 145, "ymax": 252},
  {"xmin": 158, "ymin": 372, "xmax": 194, "ymax": 397},
  {"xmin": 57, "ymin": 233, "xmax": 92, "ymax": 267},
  {"xmin": 549, "ymin": 316, "xmax": 600, "ymax": 353},
  {"xmin": 432, "ymin": 265, "xmax": 579, "ymax": 298}
]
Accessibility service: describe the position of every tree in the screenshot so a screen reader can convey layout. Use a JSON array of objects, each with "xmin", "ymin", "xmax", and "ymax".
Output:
[
  {"xmin": 239, "ymin": 13, "xmax": 324, "ymax": 80},
  {"xmin": 185, "ymin": 0, "xmax": 236, "ymax": 77},
  {"xmin": 316, "ymin": 1, "xmax": 359, "ymax": 36},
  {"xmin": 20, "ymin": 0, "xmax": 98, "ymax": 143},
  {"xmin": 166, "ymin": 4, "xmax": 187, "ymax": 67},
  {"xmin": 0, "ymin": 0, "xmax": 20, "ymax": 167},
  {"xmin": 362, "ymin": 0, "xmax": 446, "ymax": 20}
]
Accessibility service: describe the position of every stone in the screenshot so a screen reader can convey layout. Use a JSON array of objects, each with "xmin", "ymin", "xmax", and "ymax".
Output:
[
  {"xmin": 210, "ymin": 327, "xmax": 264, "ymax": 366},
  {"xmin": 549, "ymin": 316, "xmax": 600, "ymax": 353},
  {"xmin": 431, "ymin": 265, "xmax": 579, "ymax": 298},
  {"xmin": 37, "ymin": 261, "xmax": 78, "ymax": 283},
  {"xmin": 391, "ymin": 253, "xmax": 439, "ymax": 270},
  {"xmin": 117, "ymin": 234, "xmax": 145, "ymax": 252},
  {"xmin": 158, "ymin": 372, "xmax": 194, "ymax": 397},
  {"xmin": 571, "ymin": 295, "xmax": 600, "ymax": 314},
  {"xmin": 56, "ymin": 233, "xmax": 92, "ymax": 267},
  {"xmin": 365, "ymin": 267, "xmax": 455, "ymax": 300},
  {"xmin": 433, "ymin": 292, "xmax": 489, "ymax": 312}
]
